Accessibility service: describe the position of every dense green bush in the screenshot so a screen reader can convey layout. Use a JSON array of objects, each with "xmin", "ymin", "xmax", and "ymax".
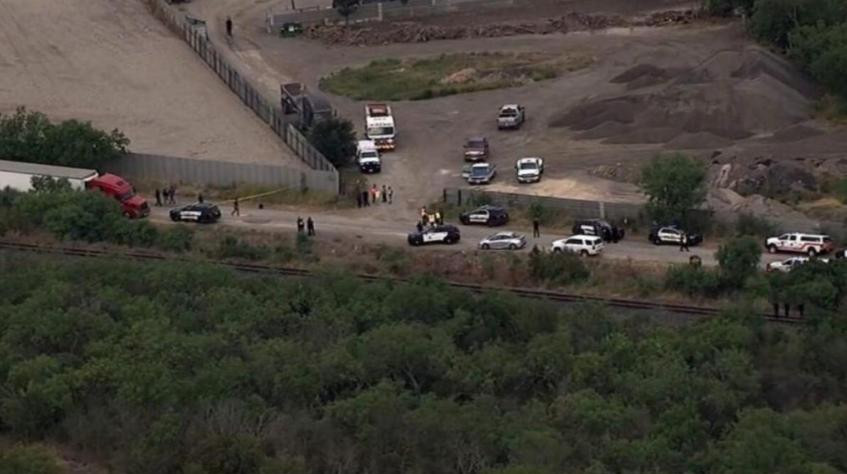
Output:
[
  {"xmin": 156, "ymin": 226, "xmax": 195, "ymax": 252},
  {"xmin": 215, "ymin": 235, "xmax": 271, "ymax": 260},
  {"xmin": 0, "ymin": 444, "xmax": 63, "ymax": 474},
  {"xmin": 735, "ymin": 212, "xmax": 777, "ymax": 238},
  {"xmin": 0, "ymin": 107, "xmax": 128, "ymax": 169},
  {"xmin": 307, "ymin": 117, "xmax": 356, "ymax": 168},
  {"xmin": 664, "ymin": 264, "xmax": 722, "ymax": 297},
  {"xmin": 1, "ymin": 257, "xmax": 847, "ymax": 474},
  {"xmin": 639, "ymin": 153, "xmax": 707, "ymax": 226},
  {"xmin": 717, "ymin": 236, "xmax": 763, "ymax": 288},
  {"xmin": 529, "ymin": 249, "xmax": 590, "ymax": 285}
]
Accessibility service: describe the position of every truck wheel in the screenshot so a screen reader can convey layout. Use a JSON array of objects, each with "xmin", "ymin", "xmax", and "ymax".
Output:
[
  {"xmin": 481, "ymin": 243, "xmax": 490, "ymax": 250},
  {"xmin": 508, "ymin": 244, "xmax": 517, "ymax": 250},
  {"xmin": 808, "ymin": 247, "xmax": 817, "ymax": 257},
  {"xmin": 123, "ymin": 211, "xmax": 132, "ymax": 219},
  {"xmin": 580, "ymin": 250, "xmax": 589, "ymax": 257},
  {"xmin": 767, "ymin": 244, "xmax": 778, "ymax": 254},
  {"xmin": 170, "ymin": 214, "xmax": 179, "ymax": 222},
  {"xmin": 552, "ymin": 247, "xmax": 562, "ymax": 253}
]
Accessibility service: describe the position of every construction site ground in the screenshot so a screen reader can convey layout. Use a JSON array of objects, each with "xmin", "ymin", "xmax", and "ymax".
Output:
[
  {"xmin": 185, "ymin": 0, "xmax": 847, "ymax": 228},
  {"xmin": 0, "ymin": 0, "xmax": 302, "ymax": 167}
]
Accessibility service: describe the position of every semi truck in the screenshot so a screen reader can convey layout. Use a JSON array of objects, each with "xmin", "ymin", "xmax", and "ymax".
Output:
[
  {"xmin": 0, "ymin": 159, "xmax": 149, "ymax": 218},
  {"xmin": 364, "ymin": 103, "xmax": 396, "ymax": 151}
]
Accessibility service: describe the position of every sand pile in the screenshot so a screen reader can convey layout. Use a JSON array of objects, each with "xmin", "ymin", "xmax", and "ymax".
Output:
[{"xmin": 551, "ymin": 48, "xmax": 818, "ymax": 149}]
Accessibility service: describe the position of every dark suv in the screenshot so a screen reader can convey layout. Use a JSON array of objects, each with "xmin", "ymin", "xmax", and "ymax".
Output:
[
  {"xmin": 459, "ymin": 205, "xmax": 509, "ymax": 226},
  {"xmin": 572, "ymin": 219, "xmax": 625, "ymax": 243}
]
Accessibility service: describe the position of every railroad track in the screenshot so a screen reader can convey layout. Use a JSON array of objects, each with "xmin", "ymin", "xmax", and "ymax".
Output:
[{"xmin": 0, "ymin": 240, "xmax": 805, "ymax": 324}]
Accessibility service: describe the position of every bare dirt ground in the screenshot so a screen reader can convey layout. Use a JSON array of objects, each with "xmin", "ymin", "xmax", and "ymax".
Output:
[
  {"xmin": 0, "ymin": 0, "xmax": 302, "ymax": 167},
  {"xmin": 186, "ymin": 0, "xmax": 846, "ymax": 227}
]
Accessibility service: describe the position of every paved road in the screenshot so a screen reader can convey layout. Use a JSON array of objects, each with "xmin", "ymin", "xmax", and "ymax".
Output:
[{"xmin": 148, "ymin": 198, "xmax": 784, "ymax": 268}]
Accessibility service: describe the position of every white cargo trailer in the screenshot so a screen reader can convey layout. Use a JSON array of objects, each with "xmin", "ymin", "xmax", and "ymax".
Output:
[{"xmin": 0, "ymin": 159, "xmax": 98, "ymax": 192}]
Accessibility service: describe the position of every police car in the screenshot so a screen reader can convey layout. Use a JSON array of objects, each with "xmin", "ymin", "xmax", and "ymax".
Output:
[
  {"xmin": 459, "ymin": 205, "xmax": 509, "ymax": 226},
  {"xmin": 169, "ymin": 203, "xmax": 222, "ymax": 223},
  {"xmin": 408, "ymin": 225, "xmax": 461, "ymax": 246}
]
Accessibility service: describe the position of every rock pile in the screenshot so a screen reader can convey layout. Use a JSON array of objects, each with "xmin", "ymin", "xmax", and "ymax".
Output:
[{"xmin": 303, "ymin": 10, "xmax": 692, "ymax": 46}]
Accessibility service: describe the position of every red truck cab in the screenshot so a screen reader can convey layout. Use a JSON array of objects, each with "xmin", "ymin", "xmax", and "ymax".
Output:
[{"xmin": 86, "ymin": 173, "xmax": 149, "ymax": 218}]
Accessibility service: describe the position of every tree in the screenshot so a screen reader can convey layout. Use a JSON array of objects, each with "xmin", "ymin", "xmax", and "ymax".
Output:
[
  {"xmin": 716, "ymin": 236, "xmax": 762, "ymax": 288},
  {"xmin": 333, "ymin": 0, "xmax": 359, "ymax": 25},
  {"xmin": 639, "ymin": 153, "xmax": 707, "ymax": 225},
  {"xmin": 0, "ymin": 107, "xmax": 128, "ymax": 169},
  {"xmin": 308, "ymin": 117, "xmax": 356, "ymax": 167}
]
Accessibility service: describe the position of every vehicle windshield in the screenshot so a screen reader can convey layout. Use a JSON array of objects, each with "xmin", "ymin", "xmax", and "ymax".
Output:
[
  {"xmin": 360, "ymin": 151, "xmax": 379, "ymax": 160},
  {"xmin": 367, "ymin": 126, "xmax": 394, "ymax": 137},
  {"xmin": 471, "ymin": 167, "xmax": 489, "ymax": 177},
  {"xmin": 466, "ymin": 140, "xmax": 485, "ymax": 148},
  {"xmin": 118, "ymin": 190, "xmax": 135, "ymax": 201},
  {"xmin": 499, "ymin": 109, "xmax": 517, "ymax": 117},
  {"xmin": 519, "ymin": 162, "xmax": 537, "ymax": 170}
]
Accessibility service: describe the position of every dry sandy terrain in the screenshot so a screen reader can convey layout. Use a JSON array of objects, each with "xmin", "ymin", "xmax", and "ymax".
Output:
[
  {"xmin": 0, "ymin": 0, "xmax": 302, "ymax": 167},
  {"xmin": 184, "ymin": 0, "xmax": 847, "ymax": 228}
]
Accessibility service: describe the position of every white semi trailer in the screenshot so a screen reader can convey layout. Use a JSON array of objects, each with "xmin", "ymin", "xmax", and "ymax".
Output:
[{"xmin": 0, "ymin": 159, "xmax": 98, "ymax": 192}]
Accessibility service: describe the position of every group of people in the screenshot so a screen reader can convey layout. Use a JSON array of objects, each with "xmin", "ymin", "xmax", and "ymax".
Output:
[
  {"xmin": 357, "ymin": 184, "xmax": 394, "ymax": 208},
  {"xmin": 153, "ymin": 186, "xmax": 177, "ymax": 206},
  {"xmin": 416, "ymin": 207, "xmax": 444, "ymax": 232},
  {"xmin": 296, "ymin": 216, "xmax": 316, "ymax": 236}
]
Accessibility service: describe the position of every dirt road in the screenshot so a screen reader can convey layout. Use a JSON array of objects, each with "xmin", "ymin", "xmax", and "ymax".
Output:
[
  {"xmin": 0, "ymin": 0, "xmax": 301, "ymax": 167},
  {"xmin": 148, "ymin": 197, "xmax": 796, "ymax": 269}
]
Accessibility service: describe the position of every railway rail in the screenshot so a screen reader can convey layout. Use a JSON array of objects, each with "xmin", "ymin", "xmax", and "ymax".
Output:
[{"xmin": 0, "ymin": 240, "xmax": 805, "ymax": 324}]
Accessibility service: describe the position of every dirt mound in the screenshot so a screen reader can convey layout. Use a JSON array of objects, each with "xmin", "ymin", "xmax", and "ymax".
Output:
[
  {"xmin": 759, "ymin": 124, "xmax": 825, "ymax": 143},
  {"xmin": 664, "ymin": 132, "xmax": 733, "ymax": 149},
  {"xmin": 610, "ymin": 64, "xmax": 673, "ymax": 89},
  {"xmin": 304, "ymin": 10, "xmax": 693, "ymax": 46},
  {"xmin": 552, "ymin": 47, "xmax": 816, "ymax": 146}
]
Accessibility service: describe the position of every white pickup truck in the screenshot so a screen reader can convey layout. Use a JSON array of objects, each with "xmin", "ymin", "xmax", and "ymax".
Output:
[
  {"xmin": 515, "ymin": 157, "xmax": 543, "ymax": 183},
  {"xmin": 497, "ymin": 104, "xmax": 525, "ymax": 130}
]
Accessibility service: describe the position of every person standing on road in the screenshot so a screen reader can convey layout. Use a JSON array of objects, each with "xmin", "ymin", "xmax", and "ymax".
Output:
[
  {"xmin": 225, "ymin": 16, "xmax": 233, "ymax": 38},
  {"xmin": 356, "ymin": 192, "xmax": 362, "ymax": 208},
  {"xmin": 388, "ymin": 186, "xmax": 394, "ymax": 204},
  {"xmin": 374, "ymin": 187, "xmax": 381, "ymax": 204},
  {"xmin": 307, "ymin": 217, "xmax": 315, "ymax": 236},
  {"xmin": 680, "ymin": 232, "xmax": 689, "ymax": 252},
  {"xmin": 297, "ymin": 216, "xmax": 304, "ymax": 233},
  {"xmin": 198, "ymin": 193, "xmax": 204, "ymax": 204},
  {"xmin": 416, "ymin": 221, "xmax": 423, "ymax": 233},
  {"xmin": 154, "ymin": 189, "xmax": 162, "ymax": 207},
  {"xmin": 231, "ymin": 198, "xmax": 240, "ymax": 217},
  {"xmin": 381, "ymin": 185, "xmax": 387, "ymax": 203},
  {"xmin": 169, "ymin": 185, "xmax": 176, "ymax": 204},
  {"xmin": 532, "ymin": 218, "xmax": 540, "ymax": 238}
]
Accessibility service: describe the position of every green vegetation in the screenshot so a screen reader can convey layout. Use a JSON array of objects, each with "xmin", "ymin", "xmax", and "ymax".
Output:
[
  {"xmin": 0, "ymin": 444, "xmax": 63, "ymax": 474},
  {"xmin": 639, "ymin": 153, "xmax": 708, "ymax": 226},
  {"xmin": 320, "ymin": 53, "xmax": 586, "ymax": 101},
  {"xmin": 0, "ymin": 107, "xmax": 129, "ymax": 169},
  {"xmin": 308, "ymin": 116, "xmax": 357, "ymax": 168},
  {"xmin": 0, "ymin": 187, "xmax": 190, "ymax": 251},
  {"xmin": 2, "ymin": 256, "xmax": 847, "ymax": 473},
  {"xmin": 707, "ymin": 0, "xmax": 847, "ymax": 105}
]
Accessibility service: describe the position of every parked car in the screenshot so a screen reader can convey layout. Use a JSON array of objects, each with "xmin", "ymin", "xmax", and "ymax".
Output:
[
  {"xmin": 497, "ymin": 104, "xmax": 525, "ymax": 130},
  {"xmin": 765, "ymin": 232, "xmax": 834, "ymax": 256},
  {"xmin": 467, "ymin": 163, "xmax": 496, "ymax": 185},
  {"xmin": 463, "ymin": 137, "xmax": 489, "ymax": 162},
  {"xmin": 356, "ymin": 140, "xmax": 381, "ymax": 174},
  {"xmin": 551, "ymin": 234, "xmax": 604, "ymax": 256},
  {"xmin": 648, "ymin": 226, "xmax": 703, "ymax": 246},
  {"xmin": 572, "ymin": 219, "xmax": 625, "ymax": 243},
  {"xmin": 835, "ymin": 249, "xmax": 847, "ymax": 259},
  {"xmin": 169, "ymin": 203, "xmax": 221, "ymax": 223},
  {"xmin": 766, "ymin": 256, "xmax": 829, "ymax": 273},
  {"xmin": 479, "ymin": 231, "xmax": 526, "ymax": 250},
  {"xmin": 515, "ymin": 157, "xmax": 544, "ymax": 183},
  {"xmin": 408, "ymin": 224, "xmax": 461, "ymax": 246},
  {"xmin": 459, "ymin": 205, "xmax": 509, "ymax": 226}
]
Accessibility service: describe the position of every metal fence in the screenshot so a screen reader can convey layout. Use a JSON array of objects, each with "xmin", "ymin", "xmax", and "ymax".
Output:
[
  {"xmin": 143, "ymin": 0, "xmax": 339, "ymax": 192},
  {"xmin": 445, "ymin": 188, "xmax": 645, "ymax": 221},
  {"xmin": 268, "ymin": 0, "xmax": 519, "ymax": 28},
  {"xmin": 445, "ymin": 187, "xmax": 847, "ymax": 237},
  {"xmin": 104, "ymin": 153, "xmax": 337, "ymax": 193}
]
